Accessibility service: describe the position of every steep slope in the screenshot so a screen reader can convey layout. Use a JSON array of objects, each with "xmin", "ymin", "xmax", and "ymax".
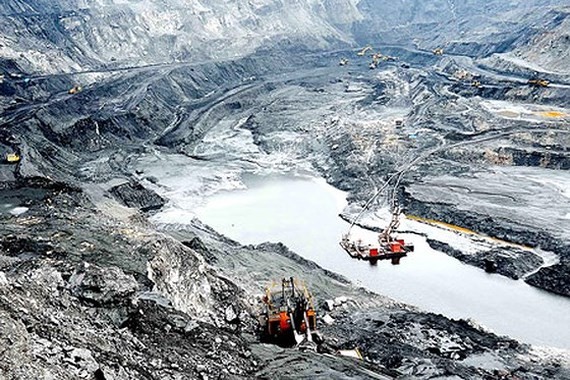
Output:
[
  {"xmin": 0, "ymin": 0, "xmax": 567, "ymax": 75},
  {"xmin": 0, "ymin": 0, "xmax": 362, "ymax": 74},
  {"xmin": 482, "ymin": 7, "xmax": 570, "ymax": 77},
  {"xmin": 354, "ymin": 0, "xmax": 564, "ymax": 55}
]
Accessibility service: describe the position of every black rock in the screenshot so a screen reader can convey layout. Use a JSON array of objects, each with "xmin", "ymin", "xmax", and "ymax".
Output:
[{"xmin": 109, "ymin": 181, "xmax": 165, "ymax": 212}]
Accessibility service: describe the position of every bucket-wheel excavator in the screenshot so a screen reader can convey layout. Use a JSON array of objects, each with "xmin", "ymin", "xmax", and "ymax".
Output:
[{"xmin": 259, "ymin": 277, "xmax": 322, "ymax": 348}]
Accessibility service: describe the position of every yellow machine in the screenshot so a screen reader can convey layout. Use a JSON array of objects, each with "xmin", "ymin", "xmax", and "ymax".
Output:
[
  {"xmin": 528, "ymin": 79, "xmax": 549, "ymax": 87},
  {"xmin": 433, "ymin": 48, "xmax": 444, "ymax": 56},
  {"xmin": 4, "ymin": 153, "xmax": 20, "ymax": 164},
  {"xmin": 357, "ymin": 46, "xmax": 372, "ymax": 56},
  {"xmin": 68, "ymin": 85, "xmax": 82, "ymax": 94},
  {"xmin": 339, "ymin": 58, "xmax": 349, "ymax": 66}
]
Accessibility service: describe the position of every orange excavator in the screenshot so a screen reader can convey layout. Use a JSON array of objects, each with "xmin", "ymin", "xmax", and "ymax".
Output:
[{"xmin": 259, "ymin": 277, "xmax": 321, "ymax": 348}]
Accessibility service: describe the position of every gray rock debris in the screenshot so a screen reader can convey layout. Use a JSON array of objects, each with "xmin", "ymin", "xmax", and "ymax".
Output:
[
  {"xmin": 69, "ymin": 265, "xmax": 138, "ymax": 305},
  {"xmin": 109, "ymin": 181, "xmax": 165, "ymax": 212},
  {"xmin": 323, "ymin": 299, "xmax": 335, "ymax": 311},
  {"xmin": 333, "ymin": 296, "xmax": 348, "ymax": 307},
  {"xmin": 224, "ymin": 305, "xmax": 239, "ymax": 323},
  {"xmin": 323, "ymin": 314, "xmax": 335, "ymax": 325},
  {"xmin": 67, "ymin": 348, "xmax": 99, "ymax": 372},
  {"xmin": 0, "ymin": 271, "xmax": 8, "ymax": 287}
]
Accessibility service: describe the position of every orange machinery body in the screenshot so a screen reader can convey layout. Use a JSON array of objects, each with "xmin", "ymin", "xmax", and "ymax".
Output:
[
  {"xmin": 340, "ymin": 235, "xmax": 414, "ymax": 265},
  {"xmin": 267, "ymin": 309, "xmax": 316, "ymax": 336},
  {"xmin": 260, "ymin": 278, "xmax": 318, "ymax": 346}
]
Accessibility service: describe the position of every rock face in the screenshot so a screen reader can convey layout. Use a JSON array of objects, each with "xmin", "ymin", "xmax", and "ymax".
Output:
[
  {"xmin": 484, "ymin": 8, "xmax": 570, "ymax": 77},
  {"xmin": 69, "ymin": 264, "xmax": 139, "ymax": 305},
  {"xmin": 0, "ymin": 0, "xmax": 362, "ymax": 74},
  {"xmin": 0, "ymin": 184, "xmax": 258, "ymax": 379},
  {"xmin": 145, "ymin": 236, "xmax": 248, "ymax": 326},
  {"xmin": 0, "ymin": 0, "xmax": 566, "ymax": 75},
  {"xmin": 109, "ymin": 181, "xmax": 165, "ymax": 212},
  {"xmin": 526, "ymin": 260, "xmax": 570, "ymax": 297},
  {"xmin": 406, "ymin": 181, "xmax": 570, "ymax": 296},
  {"xmin": 426, "ymin": 239, "xmax": 544, "ymax": 281}
]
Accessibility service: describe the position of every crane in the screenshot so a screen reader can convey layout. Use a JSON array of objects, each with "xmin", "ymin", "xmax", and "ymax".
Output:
[{"xmin": 339, "ymin": 171, "xmax": 413, "ymax": 265}]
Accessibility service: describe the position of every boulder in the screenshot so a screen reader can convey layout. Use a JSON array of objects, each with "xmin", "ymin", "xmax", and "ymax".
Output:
[
  {"xmin": 69, "ymin": 265, "xmax": 138, "ymax": 305},
  {"xmin": 323, "ymin": 299, "xmax": 335, "ymax": 311},
  {"xmin": 323, "ymin": 314, "xmax": 335, "ymax": 325},
  {"xmin": 109, "ymin": 181, "xmax": 165, "ymax": 212}
]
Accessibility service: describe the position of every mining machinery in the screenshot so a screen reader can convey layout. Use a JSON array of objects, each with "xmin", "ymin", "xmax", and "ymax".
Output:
[
  {"xmin": 433, "ymin": 48, "xmax": 444, "ymax": 56},
  {"xmin": 259, "ymin": 277, "xmax": 321, "ymax": 348},
  {"xmin": 528, "ymin": 78, "xmax": 550, "ymax": 87},
  {"xmin": 340, "ymin": 171, "xmax": 414, "ymax": 265},
  {"xmin": 357, "ymin": 46, "xmax": 373, "ymax": 56},
  {"xmin": 340, "ymin": 202, "xmax": 414, "ymax": 265},
  {"xmin": 68, "ymin": 85, "xmax": 82, "ymax": 94},
  {"xmin": 3, "ymin": 152, "xmax": 20, "ymax": 164}
]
